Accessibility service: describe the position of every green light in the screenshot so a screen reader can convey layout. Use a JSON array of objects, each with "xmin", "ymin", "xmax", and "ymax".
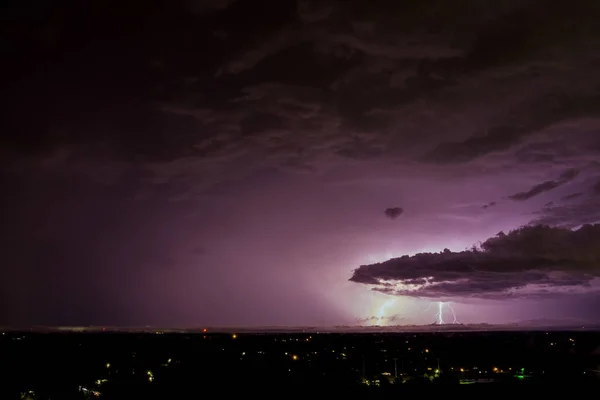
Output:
[{"xmin": 516, "ymin": 375, "xmax": 525, "ymax": 380}]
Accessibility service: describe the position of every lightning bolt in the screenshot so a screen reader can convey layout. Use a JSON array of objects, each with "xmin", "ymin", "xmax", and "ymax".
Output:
[
  {"xmin": 447, "ymin": 302, "xmax": 460, "ymax": 324},
  {"xmin": 425, "ymin": 301, "xmax": 460, "ymax": 325},
  {"xmin": 436, "ymin": 302, "xmax": 444, "ymax": 324}
]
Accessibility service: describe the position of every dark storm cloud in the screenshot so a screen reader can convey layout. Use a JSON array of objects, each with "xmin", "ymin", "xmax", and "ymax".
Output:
[
  {"xmin": 509, "ymin": 181, "xmax": 563, "ymax": 201},
  {"xmin": 384, "ymin": 207, "xmax": 404, "ymax": 220},
  {"xmin": 508, "ymin": 169, "xmax": 579, "ymax": 201},
  {"xmin": 530, "ymin": 198, "xmax": 600, "ymax": 228},
  {"xmin": 559, "ymin": 168, "xmax": 581, "ymax": 181},
  {"xmin": 3, "ymin": 0, "xmax": 600, "ymax": 180},
  {"xmin": 528, "ymin": 174, "xmax": 600, "ymax": 227},
  {"xmin": 206, "ymin": 1, "xmax": 600, "ymax": 172},
  {"xmin": 482, "ymin": 202, "xmax": 496, "ymax": 209},
  {"xmin": 349, "ymin": 224, "xmax": 600, "ymax": 299},
  {"xmin": 423, "ymin": 126, "xmax": 523, "ymax": 164},
  {"xmin": 562, "ymin": 193, "xmax": 584, "ymax": 201}
]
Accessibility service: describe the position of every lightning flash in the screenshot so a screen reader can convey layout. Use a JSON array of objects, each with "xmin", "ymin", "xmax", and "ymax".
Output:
[
  {"xmin": 425, "ymin": 301, "xmax": 460, "ymax": 325},
  {"xmin": 376, "ymin": 298, "xmax": 396, "ymax": 325}
]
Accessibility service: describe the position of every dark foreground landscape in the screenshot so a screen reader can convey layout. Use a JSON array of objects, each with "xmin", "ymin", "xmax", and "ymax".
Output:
[{"xmin": 2, "ymin": 330, "xmax": 600, "ymax": 398}]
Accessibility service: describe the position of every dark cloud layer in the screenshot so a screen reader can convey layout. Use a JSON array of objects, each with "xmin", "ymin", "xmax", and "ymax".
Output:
[
  {"xmin": 529, "ymin": 174, "xmax": 600, "ymax": 227},
  {"xmin": 350, "ymin": 224, "xmax": 600, "ymax": 299},
  {"xmin": 562, "ymin": 193, "xmax": 583, "ymax": 201},
  {"xmin": 3, "ymin": 0, "xmax": 600, "ymax": 172},
  {"xmin": 509, "ymin": 168, "xmax": 579, "ymax": 201},
  {"xmin": 531, "ymin": 198, "xmax": 600, "ymax": 228}
]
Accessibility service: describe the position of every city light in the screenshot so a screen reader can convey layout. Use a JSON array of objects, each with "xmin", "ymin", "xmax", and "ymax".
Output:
[{"xmin": 8, "ymin": 328, "xmax": 589, "ymax": 391}]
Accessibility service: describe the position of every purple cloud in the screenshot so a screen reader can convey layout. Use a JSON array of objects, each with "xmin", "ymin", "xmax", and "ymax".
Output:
[{"xmin": 350, "ymin": 224, "xmax": 600, "ymax": 299}]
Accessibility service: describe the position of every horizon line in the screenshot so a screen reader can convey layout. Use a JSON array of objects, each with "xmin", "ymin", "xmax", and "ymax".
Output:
[{"xmin": 2, "ymin": 322, "xmax": 598, "ymax": 333}]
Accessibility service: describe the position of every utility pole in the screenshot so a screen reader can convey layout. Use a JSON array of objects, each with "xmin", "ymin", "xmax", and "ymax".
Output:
[{"xmin": 393, "ymin": 358, "xmax": 398, "ymax": 379}]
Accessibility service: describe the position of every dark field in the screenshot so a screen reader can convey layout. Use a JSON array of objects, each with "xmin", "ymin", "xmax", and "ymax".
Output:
[{"xmin": 2, "ymin": 330, "xmax": 599, "ymax": 398}]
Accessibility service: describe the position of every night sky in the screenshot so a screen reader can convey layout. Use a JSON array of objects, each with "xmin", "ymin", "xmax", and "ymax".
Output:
[{"xmin": 2, "ymin": 0, "xmax": 600, "ymax": 327}]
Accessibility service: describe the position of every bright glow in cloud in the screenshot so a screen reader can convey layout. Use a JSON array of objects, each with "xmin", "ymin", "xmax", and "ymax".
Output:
[{"xmin": 375, "ymin": 298, "xmax": 396, "ymax": 325}]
